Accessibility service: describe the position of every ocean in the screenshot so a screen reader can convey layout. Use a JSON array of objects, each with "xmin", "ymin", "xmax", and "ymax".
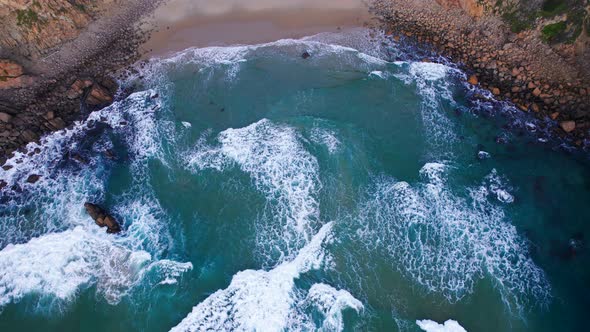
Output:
[{"xmin": 0, "ymin": 29, "xmax": 589, "ymax": 332}]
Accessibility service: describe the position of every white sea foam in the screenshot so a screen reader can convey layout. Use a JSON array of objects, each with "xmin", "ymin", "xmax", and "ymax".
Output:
[
  {"xmin": 310, "ymin": 126, "xmax": 341, "ymax": 154},
  {"xmin": 187, "ymin": 119, "xmax": 321, "ymax": 263},
  {"xmin": 0, "ymin": 227, "xmax": 150, "ymax": 309},
  {"xmin": 305, "ymin": 283, "xmax": 364, "ymax": 331},
  {"xmin": 358, "ymin": 163, "xmax": 550, "ymax": 314},
  {"xmin": 182, "ymin": 121, "xmax": 192, "ymax": 128},
  {"xmin": 395, "ymin": 62, "xmax": 462, "ymax": 154},
  {"xmin": 170, "ymin": 222, "xmax": 351, "ymax": 332},
  {"xmin": 0, "ymin": 89, "xmax": 191, "ymax": 312},
  {"xmin": 417, "ymin": 319, "xmax": 467, "ymax": 332}
]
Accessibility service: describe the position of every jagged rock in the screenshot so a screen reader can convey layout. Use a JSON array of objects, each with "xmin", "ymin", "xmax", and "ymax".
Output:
[
  {"xmin": 0, "ymin": 59, "xmax": 23, "ymax": 77},
  {"xmin": 48, "ymin": 117, "xmax": 66, "ymax": 130},
  {"xmin": 492, "ymin": 87, "xmax": 501, "ymax": 95},
  {"xmin": 85, "ymin": 84, "xmax": 113, "ymax": 105},
  {"xmin": 84, "ymin": 202, "xmax": 121, "ymax": 234},
  {"xmin": 301, "ymin": 51, "xmax": 311, "ymax": 59},
  {"xmin": 468, "ymin": 75, "xmax": 478, "ymax": 85},
  {"xmin": 20, "ymin": 129, "xmax": 38, "ymax": 142},
  {"xmin": 66, "ymin": 79, "xmax": 93, "ymax": 99},
  {"xmin": 26, "ymin": 174, "xmax": 40, "ymax": 183}
]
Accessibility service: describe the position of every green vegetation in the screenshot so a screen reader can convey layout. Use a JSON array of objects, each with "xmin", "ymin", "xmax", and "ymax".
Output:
[
  {"xmin": 541, "ymin": 21, "xmax": 567, "ymax": 41},
  {"xmin": 15, "ymin": 8, "xmax": 39, "ymax": 28},
  {"xmin": 539, "ymin": 0, "xmax": 567, "ymax": 17}
]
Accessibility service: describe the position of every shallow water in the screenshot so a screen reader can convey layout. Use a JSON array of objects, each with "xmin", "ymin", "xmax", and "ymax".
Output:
[{"xmin": 1, "ymin": 29, "xmax": 589, "ymax": 332}]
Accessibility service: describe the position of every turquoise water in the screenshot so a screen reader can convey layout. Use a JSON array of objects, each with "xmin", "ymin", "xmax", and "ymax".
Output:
[{"xmin": 0, "ymin": 29, "xmax": 589, "ymax": 331}]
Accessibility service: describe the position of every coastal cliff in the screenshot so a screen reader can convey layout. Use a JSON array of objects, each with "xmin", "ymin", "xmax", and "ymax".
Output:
[
  {"xmin": 0, "ymin": 0, "xmax": 160, "ymax": 161},
  {"xmin": 371, "ymin": 0, "xmax": 590, "ymax": 144}
]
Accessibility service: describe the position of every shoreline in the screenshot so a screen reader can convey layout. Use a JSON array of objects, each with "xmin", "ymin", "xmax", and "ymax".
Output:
[
  {"xmin": 0, "ymin": 0, "xmax": 589, "ymax": 163},
  {"xmin": 369, "ymin": 0, "xmax": 590, "ymax": 149}
]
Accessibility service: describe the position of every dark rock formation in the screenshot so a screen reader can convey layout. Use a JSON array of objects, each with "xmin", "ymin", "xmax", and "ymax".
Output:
[{"xmin": 84, "ymin": 202, "xmax": 121, "ymax": 234}]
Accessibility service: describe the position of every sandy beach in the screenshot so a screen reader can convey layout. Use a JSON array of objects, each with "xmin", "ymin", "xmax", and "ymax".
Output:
[{"xmin": 142, "ymin": 0, "xmax": 373, "ymax": 57}]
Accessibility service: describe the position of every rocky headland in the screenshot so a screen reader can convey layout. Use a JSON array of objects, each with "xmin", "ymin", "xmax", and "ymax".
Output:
[
  {"xmin": 0, "ymin": 0, "xmax": 162, "ymax": 163},
  {"xmin": 370, "ymin": 0, "xmax": 590, "ymax": 147}
]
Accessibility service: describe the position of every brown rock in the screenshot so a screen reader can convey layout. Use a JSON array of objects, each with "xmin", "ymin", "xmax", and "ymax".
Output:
[
  {"xmin": 559, "ymin": 121, "xmax": 576, "ymax": 133},
  {"xmin": 20, "ymin": 130, "xmax": 39, "ymax": 142},
  {"xmin": 492, "ymin": 87, "xmax": 501, "ymax": 96},
  {"xmin": 0, "ymin": 60, "xmax": 23, "ymax": 78},
  {"xmin": 66, "ymin": 79, "xmax": 93, "ymax": 99},
  {"xmin": 532, "ymin": 88, "xmax": 541, "ymax": 97},
  {"xmin": 531, "ymin": 103, "xmax": 540, "ymax": 112},
  {"xmin": 26, "ymin": 174, "xmax": 41, "ymax": 184},
  {"xmin": 84, "ymin": 202, "xmax": 121, "ymax": 234},
  {"xmin": 550, "ymin": 112, "xmax": 560, "ymax": 120},
  {"xmin": 467, "ymin": 75, "xmax": 478, "ymax": 85},
  {"xmin": 0, "ymin": 112, "xmax": 13, "ymax": 123},
  {"xmin": 85, "ymin": 84, "xmax": 113, "ymax": 105},
  {"xmin": 48, "ymin": 117, "xmax": 66, "ymax": 130}
]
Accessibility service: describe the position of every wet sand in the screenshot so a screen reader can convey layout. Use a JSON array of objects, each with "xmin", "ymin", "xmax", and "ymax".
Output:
[{"xmin": 142, "ymin": 0, "xmax": 372, "ymax": 57}]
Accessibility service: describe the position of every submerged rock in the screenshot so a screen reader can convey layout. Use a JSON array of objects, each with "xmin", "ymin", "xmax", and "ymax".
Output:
[
  {"xmin": 301, "ymin": 51, "xmax": 311, "ymax": 59},
  {"xmin": 26, "ymin": 174, "xmax": 41, "ymax": 184},
  {"xmin": 84, "ymin": 202, "xmax": 121, "ymax": 234}
]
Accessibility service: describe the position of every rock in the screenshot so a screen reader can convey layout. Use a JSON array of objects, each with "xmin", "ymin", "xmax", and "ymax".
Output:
[
  {"xmin": 559, "ymin": 121, "xmax": 576, "ymax": 133},
  {"xmin": 84, "ymin": 202, "xmax": 121, "ymax": 234},
  {"xmin": 492, "ymin": 87, "xmax": 501, "ymax": 96},
  {"xmin": 550, "ymin": 112, "xmax": 560, "ymax": 120},
  {"xmin": 70, "ymin": 153, "xmax": 88, "ymax": 164},
  {"xmin": 0, "ymin": 180, "xmax": 6, "ymax": 190},
  {"xmin": 104, "ymin": 149, "xmax": 116, "ymax": 160},
  {"xmin": 532, "ymin": 88, "xmax": 541, "ymax": 97},
  {"xmin": 467, "ymin": 75, "xmax": 478, "ymax": 85},
  {"xmin": 0, "ymin": 112, "xmax": 13, "ymax": 123},
  {"xmin": 301, "ymin": 51, "xmax": 311, "ymax": 59},
  {"xmin": 0, "ymin": 60, "xmax": 23, "ymax": 78},
  {"xmin": 26, "ymin": 174, "xmax": 41, "ymax": 184},
  {"xmin": 531, "ymin": 103, "xmax": 540, "ymax": 112},
  {"xmin": 48, "ymin": 117, "xmax": 66, "ymax": 130},
  {"xmin": 85, "ymin": 84, "xmax": 113, "ymax": 105},
  {"xmin": 20, "ymin": 130, "xmax": 39, "ymax": 142},
  {"xmin": 66, "ymin": 79, "xmax": 93, "ymax": 99}
]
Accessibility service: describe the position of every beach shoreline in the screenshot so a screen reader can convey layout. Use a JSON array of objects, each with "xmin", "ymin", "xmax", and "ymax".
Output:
[{"xmin": 0, "ymin": 0, "xmax": 589, "ymax": 162}]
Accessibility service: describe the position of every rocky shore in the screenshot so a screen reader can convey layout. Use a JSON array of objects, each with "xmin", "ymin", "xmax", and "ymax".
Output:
[
  {"xmin": 369, "ymin": 0, "xmax": 590, "ymax": 148},
  {"xmin": 0, "ymin": 0, "xmax": 162, "ymax": 163}
]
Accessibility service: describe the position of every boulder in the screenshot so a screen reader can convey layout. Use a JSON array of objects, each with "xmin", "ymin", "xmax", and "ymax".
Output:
[
  {"xmin": 492, "ymin": 87, "xmax": 501, "ymax": 96},
  {"xmin": 559, "ymin": 121, "xmax": 576, "ymax": 133},
  {"xmin": 467, "ymin": 75, "xmax": 478, "ymax": 85},
  {"xmin": 0, "ymin": 112, "xmax": 12, "ymax": 123},
  {"xmin": 0, "ymin": 59, "xmax": 23, "ymax": 78},
  {"xmin": 84, "ymin": 202, "xmax": 121, "ymax": 234},
  {"xmin": 26, "ymin": 174, "xmax": 41, "ymax": 184},
  {"xmin": 66, "ymin": 79, "xmax": 93, "ymax": 99},
  {"xmin": 85, "ymin": 84, "xmax": 113, "ymax": 105},
  {"xmin": 301, "ymin": 51, "xmax": 311, "ymax": 59}
]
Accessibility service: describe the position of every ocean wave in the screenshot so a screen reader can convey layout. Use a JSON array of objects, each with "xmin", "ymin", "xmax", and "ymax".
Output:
[
  {"xmin": 416, "ymin": 319, "xmax": 467, "ymax": 332},
  {"xmin": 186, "ymin": 119, "xmax": 321, "ymax": 264},
  {"xmin": 357, "ymin": 163, "xmax": 551, "ymax": 314},
  {"xmin": 394, "ymin": 61, "xmax": 463, "ymax": 155},
  {"xmin": 171, "ymin": 222, "xmax": 361, "ymax": 332}
]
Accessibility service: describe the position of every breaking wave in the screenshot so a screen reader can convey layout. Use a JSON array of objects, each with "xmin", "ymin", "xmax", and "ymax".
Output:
[
  {"xmin": 171, "ymin": 222, "xmax": 362, "ymax": 332},
  {"xmin": 186, "ymin": 119, "xmax": 321, "ymax": 264},
  {"xmin": 357, "ymin": 163, "xmax": 550, "ymax": 314}
]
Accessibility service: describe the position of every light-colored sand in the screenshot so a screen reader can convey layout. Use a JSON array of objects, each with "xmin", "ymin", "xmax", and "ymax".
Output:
[{"xmin": 141, "ymin": 0, "xmax": 372, "ymax": 57}]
